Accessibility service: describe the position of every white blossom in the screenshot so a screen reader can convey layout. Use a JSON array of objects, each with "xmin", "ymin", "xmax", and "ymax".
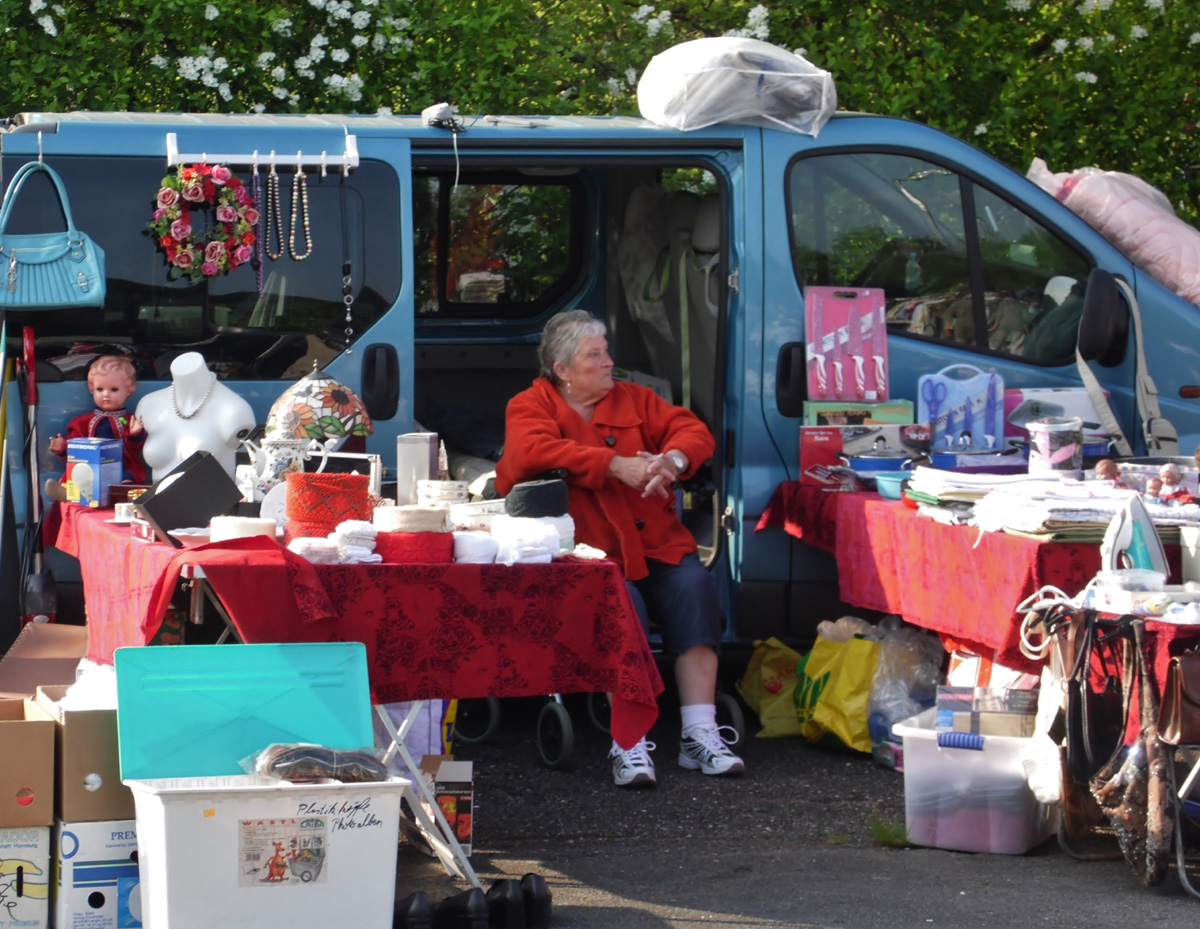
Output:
[
  {"xmin": 271, "ymin": 66, "xmax": 287, "ymax": 80},
  {"xmin": 273, "ymin": 86, "xmax": 290, "ymax": 99},
  {"xmin": 1097, "ymin": 0, "xmax": 1113, "ymax": 8},
  {"xmin": 204, "ymin": 4, "xmax": 219, "ymax": 20},
  {"xmin": 1053, "ymin": 38, "xmax": 1070, "ymax": 53},
  {"xmin": 36, "ymin": 14, "xmax": 56, "ymax": 35},
  {"xmin": 200, "ymin": 72, "xmax": 218, "ymax": 88},
  {"xmin": 309, "ymin": 46, "xmax": 326, "ymax": 63},
  {"xmin": 352, "ymin": 11, "xmax": 371, "ymax": 28},
  {"xmin": 272, "ymin": 18, "xmax": 293, "ymax": 36},
  {"xmin": 1006, "ymin": 0, "xmax": 1031, "ymax": 9},
  {"xmin": 308, "ymin": 0, "xmax": 325, "ymax": 8},
  {"xmin": 331, "ymin": 48, "xmax": 350, "ymax": 63},
  {"xmin": 372, "ymin": 33, "xmax": 387, "ymax": 52},
  {"xmin": 391, "ymin": 36, "xmax": 414, "ymax": 51},
  {"xmin": 1191, "ymin": 32, "xmax": 1200, "ymax": 46},
  {"xmin": 377, "ymin": 106, "xmax": 393, "ymax": 115},
  {"xmin": 794, "ymin": 47, "xmax": 808, "ymax": 58},
  {"xmin": 1131, "ymin": 25, "xmax": 1148, "ymax": 38},
  {"xmin": 310, "ymin": 33, "xmax": 329, "ymax": 47},
  {"xmin": 605, "ymin": 76, "xmax": 624, "ymax": 96},
  {"xmin": 1102, "ymin": 33, "xmax": 1116, "ymax": 43},
  {"xmin": 645, "ymin": 12, "xmax": 671, "ymax": 38},
  {"xmin": 362, "ymin": 0, "xmax": 378, "ymax": 5},
  {"xmin": 974, "ymin": 123, "xmax": 988, "ymax": 136},
  {"xmin": 1074, "ymin": 71, "xmax": 1098, "ymax": 83},
  {"xmin": 352, "ymin": 34, "xmax": 368, "ymax": 47},
  {"xmin": 1077, "ymin": 0, "xmax": 1097, "ymax": 12},
  {"xmin": 631, "ymin": 5, "xmax": 655, "ymax": 23},
  {"xmin": 1144, "ymin": 0, "xmax": 1163, "ymax": 9},
  {"xmin": 251, "ymin": 103, "xmax": 268, "ymax": 113},
  {"xmin": 257, "ymin": 52, "xmax": 276, "ymax": 67},
  {"xmin": 746, "ymin": 4, "xmax": 769, "ymax": 40},
  {"xmin": 150, "ymin": 54, "xmax": 168, "ymax": 69},
  {"xmin": 29, "ymin": 0, "xmax": 46, "ymax": 12},
  {"xmin": 624, "ymin": 67, "xmax": 638, "ymax": 87},
  {"xmin": 212, "ymin": 57, "xmax": 228, "ymax": 73},
  {"xmin": 559, "ymin": 87, "xmax": 576, "ymax": 100},
  {"xmin": 297, "ymin": 68, "xmax": 316, "ymax": 79},
  {"xmin": 1076, "ymin": 36, "xmax": 1094, "ymax": 51},
  {"xmin": 218, "ymin": 83, "xmax": 232, "ymax": 101}
]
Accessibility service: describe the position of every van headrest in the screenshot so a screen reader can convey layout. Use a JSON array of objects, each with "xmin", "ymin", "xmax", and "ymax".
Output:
[
  {"xmin": 692, "ymin": 196, "xmax": 721, "ymax": 253},
  {"xmin": 666, "ymin": 190, "xmax": 701, "ymax": 236}
]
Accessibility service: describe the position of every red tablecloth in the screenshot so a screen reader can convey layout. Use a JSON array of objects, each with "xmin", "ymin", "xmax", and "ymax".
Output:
[
  {"xmin": 755, "ymin": 482, "xmax": 1187, "ymax": 674},
  {"xmin": 52, "ymin": 505, "xmax": 663, "ymax": 748}
]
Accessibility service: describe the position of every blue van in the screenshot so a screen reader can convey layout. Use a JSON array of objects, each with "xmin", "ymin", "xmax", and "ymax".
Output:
[{"xmin": 1, "ymin": 110, "xmax": 1190, "ymax": 643}]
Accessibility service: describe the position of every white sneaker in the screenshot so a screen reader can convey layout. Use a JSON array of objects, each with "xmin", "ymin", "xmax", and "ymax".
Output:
[
  {"xmin": 678, "ymin": 726, "xmax": 745, "ymax": 776},
  {"xmin": 609, "ymin": 739, "xmax": 657, "ymax": 787}
]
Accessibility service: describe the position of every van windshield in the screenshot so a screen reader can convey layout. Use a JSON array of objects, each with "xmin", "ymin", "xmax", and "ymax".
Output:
[{"xmin": 1, "ymin": 156, "xmax": 400, "ymax": 379}]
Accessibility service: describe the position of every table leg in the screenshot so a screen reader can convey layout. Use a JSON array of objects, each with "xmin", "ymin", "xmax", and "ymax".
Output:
[{"xmin": 375, "ymin": 703, "xmax": 480, "ymax": 888}]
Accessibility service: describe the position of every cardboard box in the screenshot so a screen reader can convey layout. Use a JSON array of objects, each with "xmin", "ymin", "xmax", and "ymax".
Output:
[
  {"xmin": 403, "ymin": 755, "xmax": 474, "ymax": 857},
  {"xmin": 0, "ymin": 624, "xmax": 88, "ymax": 830},
  {"xmin": 65, "ymin": 439, "xmax": 123, "ymax": 508},
  {"xmin": 0, "ymin": 825, "xmax": 51, "ymax": 929},
  {"xmin": 799, "ymin": 424, "xmax": 929, "ymax": 487},
  {"xmin": 1003, "ymin": 387, "xmax": 1109, "ymax": 447},
  {"xmin": 802, "ymin": 400, "xmax": 914, "ymax": 426},
  {"xmin": 33, "ymin": 688, "xmax": 134, "ymax": 824},
  {"xmin": 51, "ymin": 819, "xmax": 140, "ymax": 929},
  {"xmin": 934, "ymin": 686, "xmax": 1038, "ymax": 738}
]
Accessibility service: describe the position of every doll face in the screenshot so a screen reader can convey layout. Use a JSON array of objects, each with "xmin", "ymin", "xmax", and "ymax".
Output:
[
  {"xmin": 1095, "ymin": 460, "xmax": 1118, "ymax": 481},
  {"xmin": 1146, "ymin": 476, "xmax": 1164, "ymax": 495},
  {"xmin": 90, "ymin": 370, "xmax": 135, "ymax": 411},
  {"xmin": 1160, "ymin": 465, "xmax": 1182, "ymax": 487}
]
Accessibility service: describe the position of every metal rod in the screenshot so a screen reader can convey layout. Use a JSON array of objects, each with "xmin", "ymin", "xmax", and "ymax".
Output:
[{"xmin": 165, "ymin": 132, "xmax": 359, "ymax": 170}]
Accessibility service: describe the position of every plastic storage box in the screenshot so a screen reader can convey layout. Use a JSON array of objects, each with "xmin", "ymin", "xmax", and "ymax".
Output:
[
  {"xmin": 124, "ymin": 774, "xmax": 407, "ymax": 929},
  {"xmin": 893, "ymin": 708, "xmax": 1056, "ymax": 854}
]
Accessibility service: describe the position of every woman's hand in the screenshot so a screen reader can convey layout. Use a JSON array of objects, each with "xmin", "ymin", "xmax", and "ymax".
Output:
[
  {"xmin": 638, "ymin": 451, "xmax": 681, "ymax": 499},
  {"xmin": 607, "ymin": 454, "xmax": 654, "ymax": 493}
]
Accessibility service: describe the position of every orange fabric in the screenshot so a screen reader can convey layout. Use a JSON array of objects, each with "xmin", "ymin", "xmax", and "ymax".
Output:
[{"xmin": 495, "ymin": 379, "xmax": 714, "ymax": 580}]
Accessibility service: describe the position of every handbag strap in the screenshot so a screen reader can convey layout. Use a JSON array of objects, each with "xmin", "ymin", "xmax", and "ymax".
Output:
[{"xmin": 0, "ymin": 161, "xmax": 83, "ymax": 241}]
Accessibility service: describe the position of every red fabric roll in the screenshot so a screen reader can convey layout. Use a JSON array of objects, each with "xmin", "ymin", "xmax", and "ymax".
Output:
[
  {"xmin": 286, "ymin": 472, "xmax": 371, "ymax": 523},
  {"xmin": 375, "ymin": 531, "xmax": 454, "ymax": 564},
  {"xmin": 284, "ymin": 520, "xmax": 338, "ymax": 546}
]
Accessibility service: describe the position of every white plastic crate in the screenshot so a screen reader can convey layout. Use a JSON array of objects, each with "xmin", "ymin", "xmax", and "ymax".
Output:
[
  {"xmin": 893, "ymin": 709, "xmax": 1056, "ymax": 854},
  {"xmin": 124, "ymin": 774, "xmax": 407, "ymax": 929}
]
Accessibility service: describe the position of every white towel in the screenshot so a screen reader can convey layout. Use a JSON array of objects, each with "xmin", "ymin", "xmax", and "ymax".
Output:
[
  {"xmin": 339, "ymin": 543, "xmax": 383, "ymax": 564},
  {"xmin": 288, "ymin": 537, "xmax": 340, "ymax": 564},
  {"xmin": 453, "ymin": 530, "xmax": 499, "ymax": 564},
  {"xmin": 331, "ymin": 519, "xmax": 378, "ymax": 551},
  {"xmin": 490, "ymin": 514, "xmax": 561, "ymax": 565}
]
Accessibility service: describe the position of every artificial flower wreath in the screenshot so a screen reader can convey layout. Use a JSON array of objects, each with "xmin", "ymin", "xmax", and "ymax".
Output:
[{"xmin": 147, "ymin": 163, "xmax": 259, "ymax": 283}]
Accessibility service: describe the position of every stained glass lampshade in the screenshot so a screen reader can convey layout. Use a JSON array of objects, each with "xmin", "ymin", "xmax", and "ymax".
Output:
[{"xmin": 266, "ymin": 364, "xmax": 373, "ymax": 449}]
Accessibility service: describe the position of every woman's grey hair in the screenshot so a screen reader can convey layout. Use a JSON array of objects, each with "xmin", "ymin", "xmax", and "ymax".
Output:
[{"xmin": 538, "ymin": 310, "xmax": 607, "ymax": 382}]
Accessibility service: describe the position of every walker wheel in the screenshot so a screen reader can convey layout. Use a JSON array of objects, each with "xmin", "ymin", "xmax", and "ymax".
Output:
[
  {"xmin": 537, "ymin": 700, "xmax": 575, "ymax": 769},
  {"xmin": 586, "ymin": 691, "xmax": 611, "ymax": 735},
  {"xmin": 715, "ymin": 690, "xmax": 746, "ymax": 746},
  {"xmin": 452, "ymin": 697, "xmax": 501, "ymax": 745}
]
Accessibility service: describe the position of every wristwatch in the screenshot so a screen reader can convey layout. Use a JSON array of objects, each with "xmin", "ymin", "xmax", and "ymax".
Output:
[{"xmin": 667, "ymin": 450, "xmax": 687, "ymax": 474}]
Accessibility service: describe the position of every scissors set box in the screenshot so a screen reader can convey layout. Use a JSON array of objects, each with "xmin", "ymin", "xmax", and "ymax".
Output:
[
  {"xmin": 916, "ymin": 364, "xmax": 1005, "ymax": 450},
  {"xmin": 804, "ymin": 286, "xmax": 890, "ymax": 403}
]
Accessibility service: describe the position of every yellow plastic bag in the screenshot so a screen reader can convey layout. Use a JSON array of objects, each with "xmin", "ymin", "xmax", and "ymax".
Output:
[
  {"xmin": 736, "ymin": 637, "xmax": 807, "ymax": 737},
  {"xmin": 795, "ymin": 635, "xmax": 880, "ymax": 752}
]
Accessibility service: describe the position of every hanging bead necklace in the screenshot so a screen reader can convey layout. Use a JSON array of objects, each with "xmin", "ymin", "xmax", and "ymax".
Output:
[
  {"xmin": 288, "ymin": 166, "xmax": 313, "ymax": 260},
  {"xmin": 264, "ymin": 164, "xmax": 284, "ymax": 261},
  {"xmin": 170, "ymin": 373, "xmax": 217, "ymax": 420},
  {"xmin": 252, "ymin": 167, "xmax": 265, "ymax": 294}
]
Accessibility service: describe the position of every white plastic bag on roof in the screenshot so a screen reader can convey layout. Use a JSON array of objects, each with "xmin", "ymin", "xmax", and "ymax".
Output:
[
  {"xmin": 637, "ymin": 37, "xmax": 837, "ymax": 135},
  {"xmin": 1027, "ymin": 157, "xmax": 1200, "ymax": 308}
]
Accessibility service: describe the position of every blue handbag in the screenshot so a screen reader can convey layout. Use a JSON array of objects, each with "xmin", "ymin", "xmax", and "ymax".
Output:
[{"xmin": 0, "ymin": 161, "xmax": 106, "ymax": 309}]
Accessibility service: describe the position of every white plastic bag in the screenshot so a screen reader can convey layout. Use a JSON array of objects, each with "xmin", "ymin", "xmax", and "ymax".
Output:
[
  {"xmin": 1027, "ymin": 157, "xmax": 1200, "ymax": 308},
  {"xmin": 637, "ymin": 37, "xmax": 837, "ymax": 135}
]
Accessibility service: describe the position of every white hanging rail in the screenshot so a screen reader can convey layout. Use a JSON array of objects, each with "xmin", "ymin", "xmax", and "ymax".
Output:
[{"xmin": 164, "ymin": 131, "xmax": 360, "ymax": 171}]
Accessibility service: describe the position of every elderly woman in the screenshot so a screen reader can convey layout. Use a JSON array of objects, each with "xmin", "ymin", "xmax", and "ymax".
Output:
[{"xmin": 495, "ymin": 310, "xmax": 743, "ymax": 787}]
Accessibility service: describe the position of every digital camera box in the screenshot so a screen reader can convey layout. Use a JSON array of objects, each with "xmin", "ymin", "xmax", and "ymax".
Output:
[
  {"xmin": 65, "ymin": 439, "xmax": 123, "ymax": 508},
  {"xmin": 51, "ymin": 819, "xmax": 141, "ymax": 929},
  {"xmin": 0, "ymin": 824, "xmax": 51, "ymax": 929}
]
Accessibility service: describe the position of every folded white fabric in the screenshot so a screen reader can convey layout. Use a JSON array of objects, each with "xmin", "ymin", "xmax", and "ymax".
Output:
[
  {"xmin": 288, "ymin": 537, "xmax": 340, "ymax": 564},
  {"xmin": 339, "ymin": 543, "xmax": 383, "ymax": 564},
  {"xmin": 331, "ymin": 519, "xmax": 378, "ymax": 551},
  {"xmin": 543, "ymin": 514, "xmax": 576, "ymax": 552},
  {"xmin": 490, "ymin": 514, "xmax": 561, "ymax": 565},
  {"xmin": 453, "ymin": 530, "xmax": 499, "ymax": 564}
]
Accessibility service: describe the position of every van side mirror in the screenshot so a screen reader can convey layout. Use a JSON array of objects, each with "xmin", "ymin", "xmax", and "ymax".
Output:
[
  {"xmin": 360, "ymin": 343, "xmax": 399, "ymax": 421},
  {"xmin": 775, "ymin": 342, "xmax": 807, "ymax": 418},
  {"xmin": 1077, "ymin": 268, "xmax": 1129, "ymax": 367}
]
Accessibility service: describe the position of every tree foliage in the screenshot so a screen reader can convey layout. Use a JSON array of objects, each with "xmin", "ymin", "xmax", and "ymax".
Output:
[{"xmin": 3, "ymin": 0, "xmax": 1198, "ymax": 220}]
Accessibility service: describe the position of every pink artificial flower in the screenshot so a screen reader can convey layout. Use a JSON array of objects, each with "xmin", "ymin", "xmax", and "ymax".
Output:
[
  {"xmin": 182, "ymin": 183, "xmax": 206, "ymax": 203},
  {"xmin": 233, "ymin": 244, "xmax": 253, "ymax": 264},
  {"xmin": 201, "ymin": 261, "xmax": 219, "ymax": 276},
  {"xmin": 156, "ymin": 187, "xmax": 180, "ymax": 209},
  {"xmin": 173, "ymin": 250, "xmax": 195, "ymax": 269},
  {"xmin": 216, "ymin": 204, "xmax": 238, "ymax": 223},
  {"xmin": 234, "ymin": 184, "xmax": 252, "ymax": 205},
  {"xmin": 204, "ymin": 240, "xmax": 226, "ymax": 262},
  {"xmin": 242, "ymin": 207, "xmax": 260, "ymax": 225},
  {"xmin": 210, "ymin": 165, "xmax": 232, "ymax": 186},
  {"xmin": 170, "ymin": 218, "xmax": 192, "ymax": 241},
  {"xmin": 153, "ymin": 208, "xmax": 166, "ymax": 221}
]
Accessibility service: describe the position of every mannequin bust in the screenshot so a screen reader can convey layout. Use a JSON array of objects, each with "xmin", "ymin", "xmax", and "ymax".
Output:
[{"xmin": 136, "ymin": 352, "xmax": 255, "ymax": 480}]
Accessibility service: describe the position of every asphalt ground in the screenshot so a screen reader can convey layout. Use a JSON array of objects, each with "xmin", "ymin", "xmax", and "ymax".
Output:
[{"xmin": 390, "ymin": 691, "xmax": 1200, "ymax": 928}]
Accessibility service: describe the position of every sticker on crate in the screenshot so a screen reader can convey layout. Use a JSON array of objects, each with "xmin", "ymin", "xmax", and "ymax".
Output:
[{"xmin": 240, "ymin": 818, "xmax": 328, "ymax": 887}]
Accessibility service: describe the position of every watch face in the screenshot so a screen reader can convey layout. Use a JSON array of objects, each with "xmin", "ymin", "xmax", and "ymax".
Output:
[{"xmin": 669, "ymin": 452, "xmax": 685, "ymax": 471}]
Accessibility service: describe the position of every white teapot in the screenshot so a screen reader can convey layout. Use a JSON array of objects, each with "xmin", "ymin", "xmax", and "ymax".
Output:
[{"xmin": 241, "ymin": 431, "xmax": 312, "ymax": 496}]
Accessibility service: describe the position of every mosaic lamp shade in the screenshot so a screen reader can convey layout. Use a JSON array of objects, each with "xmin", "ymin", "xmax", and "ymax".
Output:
[{"xmin": 266, "ymin": 365, "xmax": 373, "ymax": 449}]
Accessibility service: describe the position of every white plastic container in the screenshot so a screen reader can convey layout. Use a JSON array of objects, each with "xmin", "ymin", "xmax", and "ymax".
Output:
[
  {"xmin": 893, "ymin": 709, "xmax": 1056, "ymax": 854},
  {"xmin": 124, "ymin": 774, "xmax": 408, "ymax": 929}
]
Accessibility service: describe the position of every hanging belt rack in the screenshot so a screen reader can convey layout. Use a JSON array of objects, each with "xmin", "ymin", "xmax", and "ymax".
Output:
[{"xmin": 164, "ymin": 132, "xmax": 360, "ymax": 172}]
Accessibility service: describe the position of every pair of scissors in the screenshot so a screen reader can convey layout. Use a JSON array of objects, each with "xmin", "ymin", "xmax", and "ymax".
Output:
[
  {"xmin": 985, "ymin": 373, "xmax": 1001, "ymax": 446},
  {"xmin": 921, "ymin": 379, "xmax": 948, "ymax": 445}
]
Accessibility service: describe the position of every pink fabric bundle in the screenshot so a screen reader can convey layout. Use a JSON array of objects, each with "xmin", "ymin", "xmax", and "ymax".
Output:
[{"xmin": 375, "ymin": 531, "xmax": 454, "ymax": 564}]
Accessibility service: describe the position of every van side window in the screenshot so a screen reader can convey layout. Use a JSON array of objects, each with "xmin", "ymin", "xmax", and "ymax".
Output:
[
  {"xmin": 414, "ymin": 173, "xmax": 581, "ymax": 317},
  {"xmin": 787, "ymin": 152, "xmax": 1091, "ymax": 364},
  {"xmin": 1, "ymin": 157, "xmax": 400, "ymax": 379}
]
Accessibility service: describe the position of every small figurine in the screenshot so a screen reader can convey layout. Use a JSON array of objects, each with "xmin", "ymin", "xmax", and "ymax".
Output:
[
  {"xmin": 1093, "ymin": 458, "xmax": 1127, "ymax": 488},
  {"xmin": 46, "ymin": 355, "xmax": 147, "ymax": 500}
]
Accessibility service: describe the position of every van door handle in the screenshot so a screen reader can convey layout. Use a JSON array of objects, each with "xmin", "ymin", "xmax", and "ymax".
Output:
[{"xmin": 776, "ymin": 342, "xmax": 807, "ymax": 418}]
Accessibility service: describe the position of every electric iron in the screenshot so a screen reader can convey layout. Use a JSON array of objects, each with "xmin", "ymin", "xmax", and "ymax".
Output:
[{"xmin": 1099, "ymin": 491, "xmax": 1169, "ymax": 575}]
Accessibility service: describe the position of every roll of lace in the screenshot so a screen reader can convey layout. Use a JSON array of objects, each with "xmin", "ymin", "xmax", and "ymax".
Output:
[
  {"xmin": 452, "ymin": 530, "xmax": 499, "ymax": 564},
  {"xmin": 209, "ymin": 516, "xmax": 277, "ymax": 542},
  {"xmin": 375, "ymin": 530, "xmax": 454, "ymax": 564},
  {"xmin": 286, "ymin": 472, "xmax": 372, "ymax": 524},
  {"xmin": 504, "ymin": 478, "xmax": 569, "ymax": 518},
  {"xmin": 373, "ymin": 504, "xmax": 451, "ymax": 533}
]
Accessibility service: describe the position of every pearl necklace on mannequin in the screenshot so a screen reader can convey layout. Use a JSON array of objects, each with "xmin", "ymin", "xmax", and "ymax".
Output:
[{"xmin": 171, "ymin": 372, "xmax": 217, "ymax": 419}]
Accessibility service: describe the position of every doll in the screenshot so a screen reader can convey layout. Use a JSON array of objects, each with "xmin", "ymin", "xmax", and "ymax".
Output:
[
  {"xmin": 47, "ymin": 356, "xmax": 147, "ymax": 499},
  {"xmin": 1143, "ymin": 475, "xmax": 1168, "ymax": 506},
  {"xmin": 1093, "ymin": 459, "xmax": 1126, "ymax": 488},
  {"xmin": 1158, "ymin": 462, "xmax": 1193, "ymax": 503}
]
